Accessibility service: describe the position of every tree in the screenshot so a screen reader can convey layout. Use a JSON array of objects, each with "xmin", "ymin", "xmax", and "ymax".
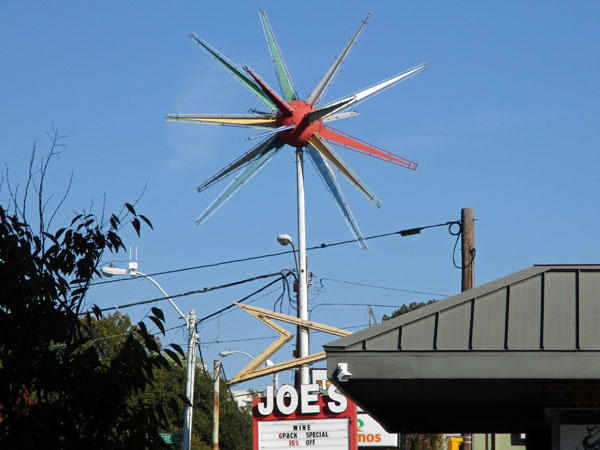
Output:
[
  {"xmin": 86, "ymin": 309, "xmax": 253, "ymax": 449},
  {"xmin": 381, "ymin": 300, "xmax": 438, "ymax": 322},
  {"xmin": 0, "ymin": 135, "xmax": 182, "ymax": 449},
  {"xmin": 382, "ymin": 300, "xmax": 444, "ymax": 450},
  {"xmin": 84, "ymin": 311, "xmax": 138, "ymax": 364}
]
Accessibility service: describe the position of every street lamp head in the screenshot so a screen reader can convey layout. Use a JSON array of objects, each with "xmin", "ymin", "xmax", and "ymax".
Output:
[
  {"xmin": 277, "ymin": 233, "xmax": 294, "ymax": 247},
  {"xmin": 101, "ymin": 264, "xmax": 130, "ymax": 277},
  {"xmin": 219, "ymin": 350, "xmax": 234, "ymax": 357}
]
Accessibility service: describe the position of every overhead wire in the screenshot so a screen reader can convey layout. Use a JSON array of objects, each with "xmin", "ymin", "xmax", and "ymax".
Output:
[
  {"xmin": 450, "ymin": 220, "xmax": 477, "ymax": 269},
  {"xmin": 196, "ymin": 272, "xmax": 292, "ymax": 325},
  {"xmin": 219, "ymin": 364, "xmax": 254, "ymax": 419},
  {"xmin": 319, "ymin": 277, "xmax": 448, "ymax": 297},
  {"xmin": 91, "ymin": 219, "xmax": 461, "ymax": 286},
  {"xmin": 95, "ymin": 271, "xmax": 285, "ymax": 314}
]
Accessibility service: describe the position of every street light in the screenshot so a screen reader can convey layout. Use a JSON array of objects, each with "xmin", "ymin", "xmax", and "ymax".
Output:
[
  {"xmin": 101, "ymin": 262, "xmax": 197, "ymax": 450},
  {"xmin": 219, "ymin": 350, "xmax": 278, "ymax": 389},
  {"xmin": 277, "ymin": 234, "xmax": 300, "ymax": 275}
]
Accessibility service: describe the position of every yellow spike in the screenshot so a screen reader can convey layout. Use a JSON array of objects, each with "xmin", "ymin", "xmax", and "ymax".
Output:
[
  {"xmin": 309, "ymin": 134, "xmax": 382, "ymax": 207},
  {"xmin": 166, "ymin": 114, "xmax": 277, "ymax": 128}
]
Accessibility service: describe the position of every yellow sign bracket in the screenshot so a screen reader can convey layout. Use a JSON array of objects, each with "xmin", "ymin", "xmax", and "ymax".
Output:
[{"xmin": 226, "ymin": 303, "xmax": 352, "ymax": 385}]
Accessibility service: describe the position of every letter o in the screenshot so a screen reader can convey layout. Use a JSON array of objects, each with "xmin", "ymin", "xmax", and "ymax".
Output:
[{"xmin": 276, "ymin": 384, "xmax": 298, "ymax": 415}]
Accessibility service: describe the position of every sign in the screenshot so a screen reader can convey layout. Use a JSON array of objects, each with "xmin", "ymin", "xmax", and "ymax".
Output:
[
  {"xmin": 160, "ymin": 433, "xmax": 183, "ymax": 444},
  {"xmin": 357, "ymin": 414, "xmax": 398, "ymax": 447},
  {"xmin": 561, "ymin": 425, "xmax": 600, "ymax": 450},
  {"xmin": 259, "ymin": 418, "xmax": 350, "ymax": 449},
  {"xmin": 253, "ymin": 384, "xmax": 357, "ymax": 450},
  {"xmin": 257, "ymin": 384, "xmax": 348, "ymax": 416}
]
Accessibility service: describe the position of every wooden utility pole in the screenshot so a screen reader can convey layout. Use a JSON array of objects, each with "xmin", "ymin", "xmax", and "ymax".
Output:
[
  {"xmin": 461, "ymin": 208, "xmax": 475, "ymax": 292},
  {"xmin": 461, "ymin": 208, "xmax": 475, "ymax": 450}
]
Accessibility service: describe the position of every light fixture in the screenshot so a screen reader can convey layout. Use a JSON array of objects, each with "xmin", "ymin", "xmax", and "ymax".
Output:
[
  {"xmin": 100, "ymin": 264, "xmax": 129, "ymax": 277},
  {"xmin": 277, "ymin": 233, "xmax": 293, "ymax": 247},
  {"xmin": 335, "ymin": 363, "xmax": 352, "ymax": 382}
]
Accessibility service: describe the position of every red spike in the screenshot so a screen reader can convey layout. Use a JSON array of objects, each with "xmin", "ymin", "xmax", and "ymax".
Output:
[
  {"xmin": 243, "ymin": 66, "xmax": 295, "ymax": 116},
  {"xmin": 320, "ymin": 125, "xmax": 417, "ymax": 170}
]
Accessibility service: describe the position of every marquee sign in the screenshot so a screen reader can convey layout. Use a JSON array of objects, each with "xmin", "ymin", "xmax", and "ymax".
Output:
[{"xmin": 253, "ymin": 384, "xmax": 357, "ymax": 450}]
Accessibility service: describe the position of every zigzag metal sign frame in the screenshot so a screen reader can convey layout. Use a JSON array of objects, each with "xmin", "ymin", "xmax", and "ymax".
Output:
[{"xmin": 227, "ymin": 303, "xmax": 352, "ymax": 385}]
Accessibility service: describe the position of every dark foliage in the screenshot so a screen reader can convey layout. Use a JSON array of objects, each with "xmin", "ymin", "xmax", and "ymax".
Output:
[
  {"xmin": 0, "ymin": 135, "xmax": 182, "ymax": 449},
  {"xmin": 0, "ymin": 202, "xmax": 180, "ymax": 449}
]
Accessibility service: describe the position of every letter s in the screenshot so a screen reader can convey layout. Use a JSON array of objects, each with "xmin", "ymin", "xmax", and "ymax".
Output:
[{"xmin": 327, "ymin": 384, "xmax": 347, "ymax": 413}]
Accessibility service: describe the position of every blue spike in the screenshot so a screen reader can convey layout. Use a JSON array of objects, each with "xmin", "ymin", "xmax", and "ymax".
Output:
[
  {"xmin": 306, "ymin": 145, "xmax": 367, "ymax": 249},
  {"xmin": 196, "ymin": 137, "xmax": 285, "ymax": 225}
]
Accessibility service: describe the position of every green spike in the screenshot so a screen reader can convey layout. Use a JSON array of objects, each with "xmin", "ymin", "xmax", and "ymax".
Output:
[
  {"xmin": 259, "ymin": 10, "xmax": 297, "ymax": 102},
  {"xmin": 189, "ymin": 34, "xmax": 277, "ymax": 111}
]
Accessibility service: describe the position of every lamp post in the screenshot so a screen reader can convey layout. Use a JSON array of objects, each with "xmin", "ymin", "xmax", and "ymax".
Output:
[
  {"xmin": 219, "ymin": 350, "xmax": 278, "ymax": 389},
  {"xmin": 277, "ymin": 231, "xmax": 309, "ymax": 386},
  {"xmin": 101, "ymin": 262, "xmax": 197, "ymax": 450}
]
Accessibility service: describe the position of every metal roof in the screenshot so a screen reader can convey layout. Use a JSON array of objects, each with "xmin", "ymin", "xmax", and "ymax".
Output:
[{"xmin": 323, "ymin": 265, "xmax": 600, "ymax": 433}]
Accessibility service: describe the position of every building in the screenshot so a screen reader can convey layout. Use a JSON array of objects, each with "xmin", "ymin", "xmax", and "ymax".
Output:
[{"xmin": 324, "ymin": 265, "xmax": 600, "ymax": 450}]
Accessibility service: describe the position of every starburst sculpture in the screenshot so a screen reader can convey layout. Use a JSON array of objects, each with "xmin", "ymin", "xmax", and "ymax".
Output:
[{"xmin": 168, "ymin": 11, "xmax": 427, "ymax": 249}]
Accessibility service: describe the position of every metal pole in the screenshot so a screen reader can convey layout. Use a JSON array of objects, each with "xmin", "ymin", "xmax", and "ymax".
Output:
[
  {"xmin": 295, "ymin": 147, "xmax": 310, "ymax": 385},
  {"xmin": 136, "ymin": 271, "xmax": 186, "ymax": 321},
  {"xmin": 212, "ymin": 360, "xmax": 221, "ymax": 450},
  {"xmin": 182, "ymin": 310, "xmax": 197, "ymax": 450}
]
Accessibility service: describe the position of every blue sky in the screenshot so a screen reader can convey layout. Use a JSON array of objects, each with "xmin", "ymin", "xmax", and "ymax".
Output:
[{"xmin": 2, "ymin": 2, "xmax": 599, "ymax": 388}]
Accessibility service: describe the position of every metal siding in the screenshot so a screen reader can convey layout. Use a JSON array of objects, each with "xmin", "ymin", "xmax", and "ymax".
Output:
[
  {"xmin": 401, "ymin": 315, "xmax": 436, "ymax": 350},
  {"xmin": 472, "ymin": 289, "xmax": 507, "ymax": 350},
  {"xmin": 543, "ymin": 271, "xmax": 577, "ymax": 350},
  {"xmin": 507, "ymin": 276, "xmax": 542, "ymax": 350},
  {"xmin": 579, "ymin": 271, "xmax": 600, "ymax": 349},
  {"xmin": 436, "ymin": 302, "xmax": 471, "ymax": 350},
  {"xmin": 366, "ymin": 328, "xmax": 400, "ymax": 351},
  {"xmin": 346, "ymin": 342, "xmax": 365, "ymax": 351}
]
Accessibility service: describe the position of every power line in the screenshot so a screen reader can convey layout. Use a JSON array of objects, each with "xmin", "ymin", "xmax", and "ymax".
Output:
[
  {"xmin": 92, "ymin": 220, "xmax": 459, "ymax": 286},
  {"xmin": 196, "ymin": 275, "xmax": 287, "ymax": 324},
  {"xmin": 199, "ymin": 322, "xmax": 386, "ymax": 347},
  {"xmin": 95, "ymin": 272, "xmax": 285, "ymax": 314},
  {"xmin": 319, "ymin": 277, "xmax": 448, "ymax": 297}
]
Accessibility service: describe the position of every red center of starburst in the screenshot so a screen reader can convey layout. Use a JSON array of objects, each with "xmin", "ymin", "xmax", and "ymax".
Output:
[{"xmin": 276, "ymin": 100, "xmax": 322, "ymax": 147}]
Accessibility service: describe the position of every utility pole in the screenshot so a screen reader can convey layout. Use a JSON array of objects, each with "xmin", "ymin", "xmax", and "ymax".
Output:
[
  {"xmin": 212, "ymin": 360, "xmax": 220, "ymax": 450},
  {"xmin": 182, "ymin": 310, "xmax": 197, "ymax": 450},
  {"xmin": 460, "ymin": 208, "xmax": 475, "ymax": 450},
  {"xmin": 461, "ymin": 208, "xmax": 475, "ymax": 292}
]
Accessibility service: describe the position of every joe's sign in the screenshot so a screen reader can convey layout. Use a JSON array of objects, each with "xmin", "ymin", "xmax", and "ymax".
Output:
[{"xmin": 253, "ymin": 384, "xmax": 357, "ymax": 450}]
